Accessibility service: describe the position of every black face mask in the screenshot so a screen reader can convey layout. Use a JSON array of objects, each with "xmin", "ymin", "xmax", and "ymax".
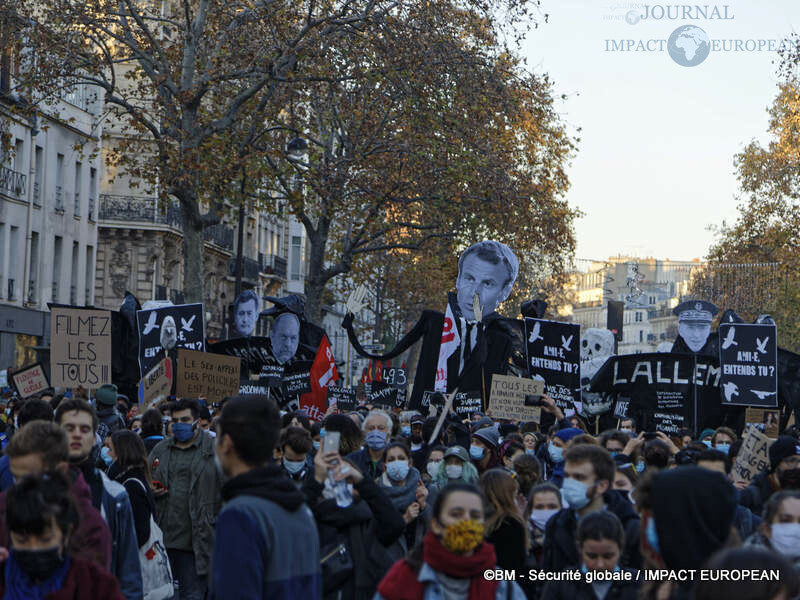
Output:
[
  {"xmin": 778, "ymin": 468, "xmax": 800, "ymax": 491},
  {"xmin": 13, "ymin": 546, "xmax": 65, "ymax": 582}
]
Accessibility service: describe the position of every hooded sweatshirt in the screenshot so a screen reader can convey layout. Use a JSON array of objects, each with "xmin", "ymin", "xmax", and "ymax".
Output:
[{"xmin": 210, "ymin": 464, "xmax": 321, "ymax": 600}]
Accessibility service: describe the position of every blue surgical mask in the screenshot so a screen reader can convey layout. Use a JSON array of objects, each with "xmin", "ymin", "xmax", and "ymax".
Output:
[
  {"xmin": 609, "ymin": 451, "xmax": 619, "ymax": 458},
  {"xmin": 283, "ymin": 458, "xmax": 306, "ymax": 475},
  {"xmin": 401, "ymin": 426, "xmax": 411, "ymax": 437},
  {"xmin": 312, "ymin": 441, "xmax": 321, "ymax": 451},
  {"xmin": 635, "ymin": 461, "xmax": 645, "ymax": 474},
  {"xmin": 561, "ymin": 477, "xmax": 591, "ymax": 510},
  {"xmin": 469, "ymin": 445, "xmax": 485, "ymax": 460},
  {"xmin": 320, "ymin": 428, "xmax": 326, "ymax": 437},
  {"xmin": 525, "ymin": 448, "xmax": 536, "ymax": 456},
  {"xmin": 715, "ymin": 443, "xmax": 730, "ymax": 455},
  {"xmin": 172, "ymin": 421, "xmax": 196, "ymax": 443},
  {"xmin": 645, "ymin": 517, "xmax": 660, "ymax": 553},
  {"xmin": 581, "ymin": 563, "xmax": 621, "ymax": 575},
  {"xmin": 548, "ymin": 442, "xmax": 564, "ymax": 464},
  {"xmin": 365, "ymin": 430, "xmax": 387, "ymax": 450},
  {"xmin": 386, "ymin": 461, "xmax": 410, "ymax": 482},
  {"xmin": 702, "ymin": 439, "xmax": 712, "ymax": 448},
  {"xmin": 100, "ymin": 446, "xmax": 113, "ymax": 467}
]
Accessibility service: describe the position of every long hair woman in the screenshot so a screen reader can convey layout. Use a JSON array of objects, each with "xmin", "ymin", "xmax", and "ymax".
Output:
[
  {"xmin": 108, "ymin": 430, "xmax": 156, "ymax": 548},
  {"xmin": 480, "ymin": 468, "xmax": 529, "ymax": 574}
]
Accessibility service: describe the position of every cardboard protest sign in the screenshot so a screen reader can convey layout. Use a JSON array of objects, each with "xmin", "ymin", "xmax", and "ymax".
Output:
[
  {"xmin": 589, "ymin": 353, "xmax": 722, "ymax": 435},
  {"xmin": 381, "ymin": 367, "xmax": 408, "ymax": 388},
  {"xmin": 452, "ymin": 391, "xmax": 483, "ymax": 418},
  {"xmin": 719, "ymin": 323, "xmax": 778, "ymax": 407},
  {"xmin": 525, "ymin": 318, "xmax": 581, "ymax": 411},
  {"xmin": 50, "ymin": 308, "xmax": 112, "ymax": 388},
  {"xmin": 327, "ymin": 386, "xmax": 357, "ymax": 412},
  {"xmin": 368, "ymin": 381, "xmax": 400, "ymax": 408},
  {"xmin": 488, "ymin": 375, "xmax": 543, "ymax": 422},
  {"xmin": 745, "ymin": 407, "xmax": 780, "ymax": 439},
  {"xmin": 137, "ymin": 358, "xmax": 173, "ymax": 408},
  {"xmin": 176, "ymin": 349, "xmax": 240, "ymax": 403},
  {"xmin": 10, "ymin": 363, "xmax": 50, "ymax": 398},
  {"xmin": 137, "ymin": 304, "xmax": 205, "ymax": 377},
  {"xmin": 732, "ymin": 426, "xmax": 772, "ymax": 483}
]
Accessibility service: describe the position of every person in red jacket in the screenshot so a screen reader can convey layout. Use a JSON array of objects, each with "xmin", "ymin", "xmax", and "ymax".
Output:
[
  {"xmin": 0, "ymin": 471, "xmax": 124, "ymax": 599},
  {"xmin": 0, "ymin": 421, "xmax": 112, "ymax": 571}
]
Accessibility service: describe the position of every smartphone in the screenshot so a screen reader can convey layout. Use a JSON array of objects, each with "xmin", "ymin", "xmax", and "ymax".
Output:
[
  {"xmin": 643, "ymin": 432, "xmax": 659, "ymax": 441},
  {"xmin": 322, "ymin": 431, "xmax": 341, "ymax": 454},
  {"xmin": 524, "ymin": 394, "xmax": 544, "ymax": 407}
]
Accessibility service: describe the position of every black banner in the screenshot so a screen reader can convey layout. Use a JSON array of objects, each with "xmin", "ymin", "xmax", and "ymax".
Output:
[
  {"xmin": 719, "ymin": 323, "xmax": 778, "ymax": 407},
  {"xmin": 452, "ymin": 391, "xmax": 483, "ymax": 418},
  {"xmin": 137, "ymin": 304, "xmax": 205, "ymax": 377},
  {"xmin": 525, "ymin": 318, "xmax": 581, "ymax": 410},
  {"xmin": 369, "ymin": 381, "xmax": 400, "ymax": 408},
  {"xmin": 327, "ymin": 386, "xmax": 357, "ymax": 412},
  {"xmin": 590, "ymin": 353, "xmax": 723, "ymax": 435}
]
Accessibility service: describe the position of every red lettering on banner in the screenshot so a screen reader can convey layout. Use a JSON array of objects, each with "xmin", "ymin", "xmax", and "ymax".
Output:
[{"xmin": 442, "ymin": 317, "xmax": 455, "ymax": 343}]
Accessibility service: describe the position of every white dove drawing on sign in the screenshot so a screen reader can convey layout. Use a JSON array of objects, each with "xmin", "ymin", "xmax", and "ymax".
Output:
[
  {"xmin": 181, "ymin": 315, "xmax": 196, "ymax": 332},
  {"xmin": 561, "ymin": 335, "xmax": 574, "ymax": 352},
  {"xmin": 528, "ymin": 322, "xmax": 543, "ymax": 343},
  {"xmin": 756, "ymin": 337, "xmax": 769, "ymax": 355},
  {"xmin": 142, "ymin": 312, "xmax": 159, "ymax": 335},
  {"xmin": 722, "ymin": 382, "xmax": 739, "ymax": 402},
  {"xmin": 751, "ymin": 390, "xmax": 776, "ymax": 401},
  {"xmin": 721, "ymin": 327, "xmax": 738, "ymax": 350}
]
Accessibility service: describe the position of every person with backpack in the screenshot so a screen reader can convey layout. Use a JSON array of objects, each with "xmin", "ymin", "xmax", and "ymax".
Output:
[{"xmin": 108, "ymin": 430, "xmax": 174, "ymax": 599}]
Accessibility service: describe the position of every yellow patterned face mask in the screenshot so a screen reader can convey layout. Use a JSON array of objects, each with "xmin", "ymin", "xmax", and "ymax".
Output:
[{"xmin": 441, "ymin": 519, "xmax": 485, "ymax": 554}]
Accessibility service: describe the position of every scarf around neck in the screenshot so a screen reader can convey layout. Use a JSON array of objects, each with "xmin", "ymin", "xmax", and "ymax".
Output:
[
  {"xmin": 4, "ymin": 550, "xmax": 70, "ymax": 600},
  {"xmin": 378, "ymin": 467, "xmax": 420, "ymax": 511}
]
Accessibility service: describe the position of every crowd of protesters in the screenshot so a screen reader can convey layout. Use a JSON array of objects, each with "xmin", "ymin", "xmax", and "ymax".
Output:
[{"xmin": 0, "ymin": 382, "xmax": 797, "ymax": 600}]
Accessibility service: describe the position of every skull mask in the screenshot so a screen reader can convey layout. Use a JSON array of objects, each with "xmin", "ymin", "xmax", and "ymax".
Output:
[
  {"xmin": 580, "ymin": 328, "xmax": 615, "ymax": 362},
  {"xmin": 579, "ymin": 328, "xmax": 615, "ymax": 417}
]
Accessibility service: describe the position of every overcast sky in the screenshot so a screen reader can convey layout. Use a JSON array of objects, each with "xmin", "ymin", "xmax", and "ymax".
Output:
[{"xmin": 521, "ymin": 1, "xmax": 800, "ymax": 262}]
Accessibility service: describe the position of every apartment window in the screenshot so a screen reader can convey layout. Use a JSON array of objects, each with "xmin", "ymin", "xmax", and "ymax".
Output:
[
  {"xmin": 0, "ymin": 222, "xmax": 4, "ymax": 297},
  {"xmin": 634, "ymin": 312, "xmax": 642, "ymax": 322},
  {"xmin": 649, "ymin": 296, "xmax": 656, "ymax": 305},
  {"xmin": 70, "ymin": 241, "xmax": 79, "ymax": 304},
  {"xmin": 639, "ymin": 330, "xmax": 643, "ymax": 343},
  {"xmin": 55, "ymin": 154, "xmax": 64, "ymax": 211},
  {"xmin": 88, "ymin": 167, "xmax": 96, "ymax": 221},
  {"xmin": 8, "ymin": 226, "xmax": 19, "ymax": 300},
  {"xmin": 29, "ymin": 232, "xmax": 39, "ymax": 302},
  {"xmin": 13, "ymin": 138, "xmax": 23, "ymax": 172},
  {"xmin": 33, "ymin": 146, "xmax": 42, "ymax": 206},
  {"xmin": 74, "ymin": 162, "xmax": 82, "ymax": 217},
  {"xmin": 85, "ymin": 245, "xmax": 94, "ymax": 303},
  {"xmin": 290, "ymin": 236, "xmax": 302, "ymax": 281},
  {"xmin": 53, "ymin": 236, "xmax": 62, "ymax": 301}
]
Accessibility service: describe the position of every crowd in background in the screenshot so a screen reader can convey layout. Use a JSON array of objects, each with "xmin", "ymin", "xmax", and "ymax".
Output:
[{"xmin": 0, "ymin": 382, "xmax": 797, "ymax": 600}]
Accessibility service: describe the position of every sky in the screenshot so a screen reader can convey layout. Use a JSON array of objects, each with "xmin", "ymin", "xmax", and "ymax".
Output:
[{"xmin": 520, "ymin": 1, "xmax": 800, "ymax": 263}]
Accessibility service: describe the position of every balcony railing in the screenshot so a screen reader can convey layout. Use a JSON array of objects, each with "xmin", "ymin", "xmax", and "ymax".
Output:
[
  {"xmin": 228, "ymin": 256, "xmax": 260, "ymax": 282},
  {"xmin": 0, "ymin": 166, "xmax": 26, "ymax": 199},
  {"xmin": 99, "ymin": 194, "xmax": 234, "ymax": 251},
  {"xmin": 259, "ymin": 253, "xmax": 288, "ymax": 279}
]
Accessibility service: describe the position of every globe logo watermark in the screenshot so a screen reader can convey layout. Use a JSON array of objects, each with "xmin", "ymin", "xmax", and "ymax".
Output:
[
  {"xmin": 625, "ymin": 10, "xmax": 641, "ymax": 25},
  {"xmin": 667, "ymin": 25, "xmax": 711, "ymax": 66}
]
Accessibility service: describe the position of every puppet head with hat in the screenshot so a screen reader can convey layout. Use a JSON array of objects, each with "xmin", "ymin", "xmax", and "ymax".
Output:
[{"xmin": 673, "ymin": 300, "xmax": 718, "ymax": 353}]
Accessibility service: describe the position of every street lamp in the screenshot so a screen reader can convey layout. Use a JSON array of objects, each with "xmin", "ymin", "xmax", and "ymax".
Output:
[{"xmin": 286, "ymin": 137, "xmax": 308, "ymax": 164}]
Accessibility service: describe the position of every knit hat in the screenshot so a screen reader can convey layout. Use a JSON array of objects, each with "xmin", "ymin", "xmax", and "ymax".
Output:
[
  {"xmin": 473, "ymin": 426, "xmax": 500, "ymax": 449},
  {"xmin": 96, "ymin": 384, "xmax": 118, "ymax": 407},
  {"xmin": 554, "ymin": 427, "xmax": 583, "ymax": 443},
  {"xmin": 698, "ymin": 428, "xmax": 715, "ymax": 441},
  {"xmin": 769, "ymin": 436, "xmax": 800, "ymax": 472},
  {"xmin": 472, "ymin": 417, "xmax": 494, "ymax": 432},
  {"xmin": 444, "ymin": 446, "xmax": 470, "ymax": 463}
]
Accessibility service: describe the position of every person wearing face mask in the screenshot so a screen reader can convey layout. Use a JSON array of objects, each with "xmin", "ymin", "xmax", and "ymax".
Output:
[
  {"xmin": 525, "ymin": 483, "xmax": 562, "ymax": 568},
  {"xmin": 0, "ymin": 472, "xmax": 126, "ymax": 599},
  {"xmin": 710, "ymin": 426, "xmax": 737, "ymax": 456},
  {"xmin": 541, "ymin": 511, "xmax": 639, "ymax": 600},
  {"xmin": 429, "ymin": 446, "xmax": 479, "ymax": 494},
  {"xmin": 537, "ymin": 427, "xmax": 582, "ymax": 487},
  {"xmin": 149, "ymin": 398, "xmax": 221, "ymax": 600},
  {"xmin": 347, "ymin": 410, "xmax": 393, "ymax": 480},
  {"xmin": 542, "ymin": 445, "xmax": 641, "ymax": 573},
  {"xmin": 740, "ymin": 435, "xmax": 800, "ymax": 517},
  {"xmin": 470, "ymin": 425, "xmax": 501, "ymax": 475},
  {"xmin": 422, "ymin": 447, "xmax": 446, "ymax": 485},
  {"xmin": 375, "ymin": 483, "xmax": 526, "ymax": 600},
  {"xmin": 376, "ymin": 442, "xmax": 428, "ymax": 562},
  {"xmin": 276, "ymin": 427, "xmax": 313, "ymax": 484},
  {"xmin": 743, "ymin": 491, "xmax": 800, "ymax": 568}
]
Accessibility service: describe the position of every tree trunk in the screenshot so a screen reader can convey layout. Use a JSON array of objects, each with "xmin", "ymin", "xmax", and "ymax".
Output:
[
  {"xmin": 181, "ymin": 203, "xmax": 205, "ymax": 304},
  {"xmin": 304, "ymin": 226, "xmax": 328, "ymax": 324}
]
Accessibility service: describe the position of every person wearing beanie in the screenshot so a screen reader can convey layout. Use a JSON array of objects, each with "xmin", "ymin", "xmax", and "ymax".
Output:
[
  {"xmin": 638, "ymin": 466, "xmax": 737, "ymax": 600},
  {"xmin": 470, "ymin": 425, "xmax": 501, "ymax": 474},
  {"xmin": 698, "ymin": 428, "xmax": 715, "ymax": 448},
  {"xmin": 740, "ymin": 435, "xmax": 800, "ymax": 517},
  {"xmin": 536, "ymin": 427, "xmax": 582, "ymax": 488},
  {"xmin": 94, "ymin": 384, "xmax": 126, "ymax": 437}
]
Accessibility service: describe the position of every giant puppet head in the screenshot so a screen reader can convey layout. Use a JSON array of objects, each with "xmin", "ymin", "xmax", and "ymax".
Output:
[
  {"xmin": 270, "ymin": 312, "xmax": 301, "ymax": 365},
  {"xmin": 674, "ymin": 300, "xmax": 718, "ymax": 353},
  {"xmin": 580, "ymin": 328, "xmax": 616, "ymax": 416},
  {"xmin": 455, "ymin": 241, "xmax": 519, "ymax": 321},
  {"xmin": 233, "ymin": 289, "xmax": 260, "ymax": 337}
]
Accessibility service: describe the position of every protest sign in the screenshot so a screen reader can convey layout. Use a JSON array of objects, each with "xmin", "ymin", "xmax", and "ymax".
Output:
[
  {"xmin": 745, "ymin": 407, "xmax": 780, "ymax": 439},
  {"xmin": 732, "ymin": 426, "xmax": 772, "ymax": 484},
  {"xmin": 137, "ymin": 304, "xmax": 205, "ymax": 377},
  {"xmin": 282, "ymin": 361, "xmax": 313, "ymax": 399},
  {"xmin": 488, "ymin": 375, "xmax": 543, "ymax": 422},
  {"xmin": 614, "ymin": 398, "xmax": 630, "ymax": 419},
  {"xmin": 590, "ymin": 353, "xmax": 722, "ymax": 435},
  {"xmin": 238, "ymin": 381, "xmax": 271, "ymax": 397},
  {"xmin": 452, "ymin": 391, "xmax": 483, "ymax": 418},
  {"xmin": 137, "ymin": 358, "xmax": 173, "ymax": 408},
  {"xmin": 419, "ymin": 390, "xmax": 444, "ymax": 412},
  {"xmin": 369, "ymin": 381, "xmax": 401, "ymax": 408},
  {"xmin": 176, "ymin": 349, "xmax": 240, "ymax": 403},
  {"xmin": 50, "ymin": 308, "xmax": 112, "ymax": 388},
  {"xmin": 381, "ymin": 367, "xmax": 408, "ymax": 388},
  {"xmin": 10, "ymin": 363, "xmax": 50, "ymax": 398},
  {"xmin": 525, "ymin": 318, "xmax": 581, "ymax": 411},
  {"xmin": 327, "ymin": 386, "xmax": 357, "ymax": 412},
  {"xmin": 719, "ymin": 323, "xmax": 778, "ymax": 407}
]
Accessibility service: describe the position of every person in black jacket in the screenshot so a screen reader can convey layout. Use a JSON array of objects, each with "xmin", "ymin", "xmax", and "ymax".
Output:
[
  {"xmin": 739, "ymin": 435, "xmax": 800, "ymax": 517},
  {"xmin": 304, "ymin": 447, "xmax": 405, "ymax": 600},
  {"xmin": 107, "ymin": 429, "xmax": 156, "ymax": 548},
  {"xmin": 541, "ymin": 511, "xmax": 639, "ymax": 600},
  {"xmin": 543, "ymin": 444, "xmax": 641, "ymax": 572}
]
